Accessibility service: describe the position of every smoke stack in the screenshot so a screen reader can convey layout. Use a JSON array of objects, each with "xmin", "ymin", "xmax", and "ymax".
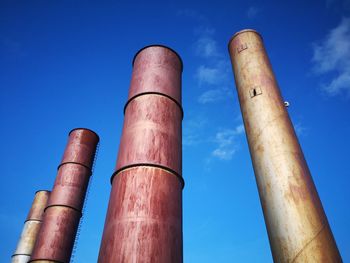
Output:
[
  {"xmin": 29, "ymin": 128, "xmax": 99, "ymax": 263},
  {"xmin": 12, "ymin": 190, "xmax": 50, "ymax": 263},
  {"xmin": 228, "ymin": 30, "xmax": 341, "ymax": 262},
  {"xmin": 98, "ymin": 45, "xmax": 184, "ymax": 262}
]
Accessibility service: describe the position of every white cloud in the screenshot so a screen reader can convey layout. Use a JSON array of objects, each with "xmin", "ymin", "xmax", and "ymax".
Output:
[
  {"xmin": 212, "ymin": 148, "xmax": 236, "ymax": 160},
  {"xmin": 196, "ymin": 59, "xmax": 231, "ymax": 87},
  {"xmin": 247, "ymin": 6, "xmax": 260, "ymax": 19},
  {"xmin": 312, "ymin": 18, "xmax": 350, "ymax": 73},
  {"xmin": 194, "ymin": 28, "xmax": 233, "ymax": 101},
  {"xmin": 294, "ymin": 122, "xmax": 307, "ymax": 136},
  {"xmin": 323, "ymin": 71, "xmax": 350, "ymax": 95},
  {"xmin": 183, "ymin": 116, "xmax": 208, "ymax": 146},
  {"xmin": 234, "ymin": 124, "xmax": 245, "ymax": 134},
  {"xmin": 198, "ymin": 89, "xmax": 225, "ymax": 104},
  {"xmin": 183, "ymin": 134, "xmax": 201, "ymax": 146},
  {"xmin": 312, "ymin": 17, "xmax": 350, "ymax": 96},
  {"xmin": 196, "ymin": 65, "xmax": 223, "ymax": 85},
  {"xmin": 212, "ymin": 125, "xmax": 245, "ymax": 160},
  {"xmin": 195, "ymin": 36, "xmax": 219, "ymax": 58}
]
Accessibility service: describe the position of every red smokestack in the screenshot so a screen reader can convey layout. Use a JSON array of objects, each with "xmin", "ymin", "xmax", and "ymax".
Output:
[
  {"xmin": 30, "ymin": 128, "xmax": 99, "ymax": 263},
  {"xmin": 98, "ymin": 45, "xmax": 184, "ymax": 262}
]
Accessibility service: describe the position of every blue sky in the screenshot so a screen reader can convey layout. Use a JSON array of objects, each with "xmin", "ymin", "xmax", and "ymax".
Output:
[{"xmin": 1, "ymin": 0, "xmax": 350, "ymax": 262}]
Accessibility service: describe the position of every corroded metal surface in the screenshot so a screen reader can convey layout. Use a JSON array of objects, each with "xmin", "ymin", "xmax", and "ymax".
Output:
[
  {"xmin": 25, "ymin": 191, "xmax": 50, "ymax": 222},
  {"xmin": 98, "ymin": 45, "xmax": 183, "ymax": 263},
  {"xmin": 60, "ymin": 128, "xmax": 99, "ymax": 170},
  {"xmin": 12, "ymin": 191, "xmax": 50, "ymax": 263},
  {"xmin": 116, "ymin": 94, "xmax": 182, "ymax": 178},
  {"xmin": 99, "ymin": 167, "xmax": 183, "ymax": 262},
  {"xmin": 228, "ymin": 30, "xmax": 342, "ymax": 262},
  {"xmin": 129, "ymin": 45, "xmax": 183, "ymax": 105},
  {"xmin": 30, "ymin": 206, "xmax": 80, "ymax": 262},
  {"xmin": 30, "ymin": 128, "xmax": 99, "ymax": 263},
  {"xmin": 46, "ymin": 163, "xmax": 91, "ymax": 211}
]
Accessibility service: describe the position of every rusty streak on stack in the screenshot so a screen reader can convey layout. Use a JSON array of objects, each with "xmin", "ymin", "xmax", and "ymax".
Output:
[
  {"xmin": 228, "ymin": 30, "xmax": 342, "ymax": 262},
  {"xmin": 30, "ymin": 128, "xmax": 99, "ymax": 263},
  {"xmin": 12, "ymin": 190, "xmax": 50, "ymax": 263},
  {"xmin": 98, "ymin": 45, "xmax": 184, "ymax": 263}
]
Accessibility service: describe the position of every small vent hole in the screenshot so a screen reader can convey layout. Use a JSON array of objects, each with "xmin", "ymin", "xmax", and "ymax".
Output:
[{"xmin": 250, "ymin": 86, "xmax": 262, "ymax": 98}]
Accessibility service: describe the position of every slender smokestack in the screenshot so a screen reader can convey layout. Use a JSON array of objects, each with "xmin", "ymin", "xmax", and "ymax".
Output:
[
  {"xmin": 29, "ymin": 128, "xmax": 99, "ymax": 263},
  {"xmin": 98, "ymin": 45, "xmax": 184, "ymax": 262},
  {"xmin": 228, "ymin": 30, "xmax": 342, "ymax": 262},
  {"xmin": 12, "ymin": 190, "xmax": 50, "ymax": 263}
]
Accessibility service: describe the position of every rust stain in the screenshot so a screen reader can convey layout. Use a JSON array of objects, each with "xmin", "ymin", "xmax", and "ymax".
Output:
[
  {"xmin": 289, "ymin": 184, "xmax": 308, "ymax": 204},
  {"xmin": 291, "ymin": 224, "xmax": 326, "ymax": 263},
  {"xmin": 98, "ymin": 45, "xmax": 183, "ymax": 263},
  {"xmin": 12, "ymin": 191, "xmax": 50, "ymax": 263},
  {"xmin": 228, "ymin": 29, "xmax": 341, "ymax": 262},
  {"xmin": 29, "ymin": 128, "xmax": 99, "ymax": 263}
]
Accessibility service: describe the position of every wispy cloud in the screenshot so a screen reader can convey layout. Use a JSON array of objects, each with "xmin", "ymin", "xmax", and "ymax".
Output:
[
  {"xmin": 196, "ymin": 65, "xmax": 223, "ymax": 85},
  {"xmin": 212, "ymin": 124, "xmax": 245, "ymax": 160},
  {"xmin": 181, "ymin": 12, "xmax": 242, "ymax": 161},
  {"xmin": 183, "ymin": 116, "xmax": 208, "ymax": 146},
  {"xmin": 312, "ymin": 17, "xmax": 350, "ymax": 96},
  {"xmin": 246, "ymin": 6, "xmax": 260, "ymax": 19},
  {"xmin": 294, "ymin": 122, "xmax": 307, "ymax": 136},
  {"xmin": 195, "ymin": 34, "xmax": 220, "ymax": 58},
  {"xmin": 194, "ymin": 27, "xmax": 233, "ymax": 103},
  {"xmin": 198, "ymin": 89, "xmax": 225, "ymax": 104},
  {"xmin": 183, "ymin": 134, "xmax": 201, "ymax": 146}
]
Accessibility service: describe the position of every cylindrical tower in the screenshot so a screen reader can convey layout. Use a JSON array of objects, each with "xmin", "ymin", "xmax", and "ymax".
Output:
[
  {"xmin": 228, "ymin": 30, "xmax": 342, "ymax": 262},
  {"xmin": 98, "ymin": 45, "xmax": 184, "ymax": 263},
  {"xmin": 29, "ymin": 128, "xmax": 99, "ymax": 263},
  {"xmin": 12, "ymin": 190, "xmax": 50, "ymax": 263}
]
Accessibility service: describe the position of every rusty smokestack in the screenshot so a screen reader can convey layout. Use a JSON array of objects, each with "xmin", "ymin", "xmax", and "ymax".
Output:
[
  {"xmin": 12, "ymin": 190, "xmax": 50, "ymax": 263},
  {"xmin": 98, "ymin": 45, "xmax": 184, "ymax": 262},
  {"xmin": 29, "ymin": 128, "xmax": 99, "ymax": 263},
  {"xmin": 228, "ymin": 30, "xmax": 342, "ymax": 262}
]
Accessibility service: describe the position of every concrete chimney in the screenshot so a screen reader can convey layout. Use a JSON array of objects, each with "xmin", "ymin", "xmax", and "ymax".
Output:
[
  {"xmin": 12, "ymin": 190, "xmax": 50, "ymax": 263},
  {"xmin": 228, "ymin": 29, "xmax": 342, "ymax": 262}
]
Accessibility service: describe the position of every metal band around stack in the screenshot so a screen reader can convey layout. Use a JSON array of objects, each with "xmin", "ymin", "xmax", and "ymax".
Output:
[
  {"xmin": 111, "ymin": 45, "xmax": 184, "ymax": 188},
  {"xmin": 12, "ymin": 190, "xmax": 50, "ymax": 263},
  {"xmin": 98, "ymin": 45, "xmax": 184, "ymax": 263},
  {"xmin": 29, "ymin": 128, "xmax": 99, "ymax": 263}
]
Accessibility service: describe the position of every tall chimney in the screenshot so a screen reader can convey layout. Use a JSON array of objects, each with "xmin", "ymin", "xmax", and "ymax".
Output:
[
  {"xmin": 98, "ymin": 45, "xmax": 184, "ymax": 262},
  {"xmin": 12, "ymin": 190, "xmax": 50, "ymax": 263},
  {"xmin": 29, "ymin": 128, "xmax": 99, "ymax": 263},
  {"xmin": 228, "ymin": 30, "xmax": 342, "ymax": 262}
]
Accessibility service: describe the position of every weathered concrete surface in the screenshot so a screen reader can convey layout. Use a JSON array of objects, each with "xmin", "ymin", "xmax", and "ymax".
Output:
[{"xmin": 228, "ymin": 29, "xmax": 342, "ymax": 263}]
